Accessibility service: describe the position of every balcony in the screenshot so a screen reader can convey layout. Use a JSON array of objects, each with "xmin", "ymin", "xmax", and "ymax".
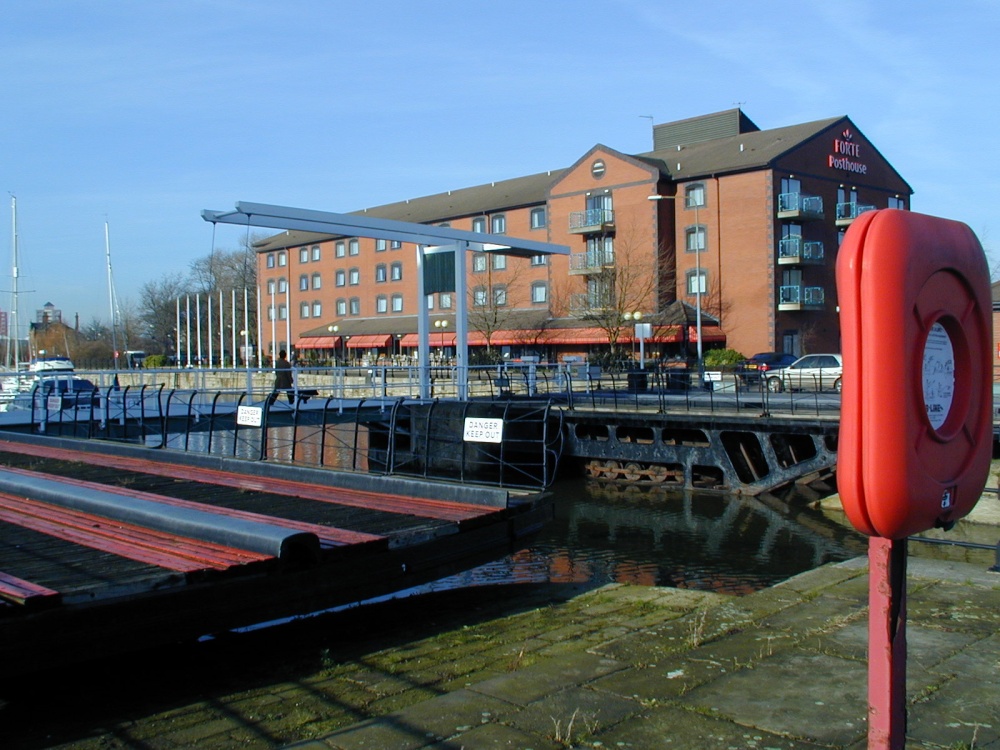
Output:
[
  {"xmin": 778, "ymin": 285, "xmax": 825, "ymax": 311},
  {"xmin": 835, "ymin": 201, "xmax": 876, "ymax": 226},
  {"xmin": 777, "ymin": 192, "xmax": 824, "ymax": 221},
  {"xmin": 569, "ymin": 249, "xmax": 615, "ymax": 275},
  {"xmin": 777, "ymin": 237, "xmax": 825, "ymax": 266},
  {"xmin": 569, "ymin": 208, "xmax": 615, "ymax": 235},
  {"xmin": 569, "ymin": 293, "xmax": 602, "ymax": 313}
]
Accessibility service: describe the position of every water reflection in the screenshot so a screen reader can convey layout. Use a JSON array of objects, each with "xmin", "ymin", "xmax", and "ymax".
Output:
[{"xmin": 425, "ymin": 480, "xmax": 866, "ymax": 596}]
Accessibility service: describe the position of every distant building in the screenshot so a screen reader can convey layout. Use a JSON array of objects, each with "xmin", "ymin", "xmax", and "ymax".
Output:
[
  {"xmin": 36, "ymin": 302, "xmax": 62, "ymax": 325},
  {"xmin": 255, "ymin": 108, "xmax": 912, "ymax": 363}
]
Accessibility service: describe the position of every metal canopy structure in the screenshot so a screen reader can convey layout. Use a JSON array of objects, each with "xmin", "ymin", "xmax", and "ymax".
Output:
[{"xmin": 202, "ymin": 201, "xmax": 570, "ymax": 399}]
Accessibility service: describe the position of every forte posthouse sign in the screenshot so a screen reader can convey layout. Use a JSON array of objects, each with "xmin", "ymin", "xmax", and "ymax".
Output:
[{"xmin": 829, "ymin": 128, "xmax": 868, "ymax": 175}]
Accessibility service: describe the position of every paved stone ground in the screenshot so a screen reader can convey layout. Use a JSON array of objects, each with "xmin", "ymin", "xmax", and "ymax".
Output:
[
  {"xmin": 282, "ymin": 556, "xmax": 999, "ymax": 750},
  {"xmin": 5, "ymin": 546, "xmax": 997, "ymax": 749}
]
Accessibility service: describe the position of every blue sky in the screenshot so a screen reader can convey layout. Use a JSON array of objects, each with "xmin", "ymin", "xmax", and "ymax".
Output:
[{"xmin": 2, "ymin": 0, "xmax": 998, "ymax": 327}]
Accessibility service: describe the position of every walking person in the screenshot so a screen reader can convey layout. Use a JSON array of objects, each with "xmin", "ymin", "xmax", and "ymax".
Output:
[{"xmin": 270, "ymin": 349, "xmax": 295, "ymax": 405}]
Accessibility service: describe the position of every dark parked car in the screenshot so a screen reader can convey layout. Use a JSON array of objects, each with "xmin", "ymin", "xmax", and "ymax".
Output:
[{"xmin": 737, "ymin": 352, "xmax": 797, "ymax": 386}]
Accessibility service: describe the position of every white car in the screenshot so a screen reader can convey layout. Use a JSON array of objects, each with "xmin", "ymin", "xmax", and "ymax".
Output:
[{"xmin": 766, "ymin": 353, "xmax": 843, "ymax": 393}]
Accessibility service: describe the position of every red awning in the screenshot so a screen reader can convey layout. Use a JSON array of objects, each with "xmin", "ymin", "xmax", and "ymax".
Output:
[
  {"xmin": 399, "ymin": 333, "xmax": 458, "ymax": 347},
  {"xmin": 346, "ymin": 334, "xmax": 393, "ymax": 349},
  {"xmin": 296, "ymin": 335, "xmax": 340, "ymax": 350},
  {"xmin": 689, "ymin": 325, "xmax": 727, "ymax": 343}
]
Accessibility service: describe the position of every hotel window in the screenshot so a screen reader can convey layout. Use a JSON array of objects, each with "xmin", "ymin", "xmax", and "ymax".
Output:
[
  {"xmin": 277, "ymin": 278, "xmax": 287, "ymax": 294},
  {"xmin": 390, "ymin": 240, "xmax": 402, "ymax": 250},
  {"xmin": 391, "ymin": 294, "xmax": 403, "ymax": 312},
  {"xmin": 440, "ymin": 292, "xmax": 453, "ymax": 309},
  {"xmin": 311, "ymin": 245, "xmax": 321, "ymax": 261},
  {"xmin": 686, "ymin": 268, "xmax": 707, "ymax": 296},
  {"xmin": 335, "ymin": 241, "xmax": 345, "ymax": 258},
  {"xmin": 312, "ymin": 273, "xmax": 322, "ymax": 290},
  {"xmin": 492, "ymin": 253, "xmax": 506, "ymax": 271},
  {"xmin": 530, "ymin": 207, "xmax": 546, "ymax": 229},
  {"xmin": 336, "ymin": 270, "xmax": 346, "ymax": 286},
  {"xmin": 336, "ymin": 298, "xmax": 347, "ymax": 316},
  {"xmin": 493, "ymin": 285, "xmax": 507, "ymax": 306},
  {"xmin": 426, "ymin": 294, "xmax": 435, "ymax": 310},
  {"xmin": 531, "ymin": 282, "xmax": 547, "ymax": 304},
  {"xmin": 312, "ymin": 301, "xmax": 321, "ymax": 317},
  {"xmin": 278, "ymin": 303, "xmax": 287, "ymax": 320},
  {"xmin": 685, "ymin": 225, "xmax": 706, "ymax": 253},
  {"xmin": 266, "ymin": 304, "xmax": 275, "ymax": 321},
  {"xmin": 299, "ymin": 274, "xmax": 309, "ymax": 292},
  {"xmin": 277, "ymin": 251, "xmax": 287, "ymax": 267},
  {"xmin": 472, "ymin": 253, "xmax": 487, "ymax": 273},
  {"xmin": 376, "ymin": 239, "xmax": 387, "ymax": 252},
  {"xmin": 267, "ymin": 254, "xmax": 275, "ymax": 268},
  {"xmin": 299, "ymin": 247, "xmax": 309, "ymax": 263},
  {"xmin": 300, "ymin": 302, "xmax": 310, "ymax": 318},
  {"xmin": 390, "ymin": 262, "xmax": 402, "ymax": 281},
  {"xmin": 472, "ymin": 286, "xmax": 487, "ymax": 307},
  {"xmin": 375, "ymin": 263, "xmax": 387, "ymax": 283},
  {"xmin": 349, "ymin": 238, "xmax": 359, "ymax": 256},
  {"xmin": 685, "ymin": 183, "xmax": 706, "ymax": 208},
  {"xmin": 376, "ymin": 295, "xmax": 388, "ymax": 314},
  {"xmin": 491, "ymin": 214, "xmax": 506, "ymax": 234},
  {"xmin": 349, "ymin": 297, "xmax": 360, "ymax": 315},
  {"xmin": 472, "ymin": 216, "xmax": 486, "ymax": 233},
  {"xmin": 531, "ymin": 254, "xmax": 546, "ymax": 266},
  {"xmin": 349, "ymin": 268, "xmax": 360, "ymax": 285},
  {"xmin": 267, "ymin": 279, "xmax": 275, "ymax": 295}
]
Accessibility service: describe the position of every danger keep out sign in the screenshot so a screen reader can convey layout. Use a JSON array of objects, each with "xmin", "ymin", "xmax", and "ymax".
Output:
[{"xmin": 463, "ymin": 417, "xmax": 504, "ymax": 444}]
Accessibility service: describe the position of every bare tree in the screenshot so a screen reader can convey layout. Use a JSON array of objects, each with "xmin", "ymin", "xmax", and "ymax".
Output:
[
  {"xmin": 137, "ymin": 273, "xmax": 190, "ymax": 355},
  {"xmin": 572, "ymin": 223, "xmax": 659, "ymax": 359},
  {"xmin": 467, "ymin": 253, "xmax": 531, "ymax": 357}
]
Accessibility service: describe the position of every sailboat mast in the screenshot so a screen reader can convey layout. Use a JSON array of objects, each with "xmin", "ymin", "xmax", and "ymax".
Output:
[
  {"xmin": 9, "ymin": 195, "xmax": 19, "ymax": 371},
  {"xmin": 105, "ymin": 221, "xmax": 120, "ymax": 369}
]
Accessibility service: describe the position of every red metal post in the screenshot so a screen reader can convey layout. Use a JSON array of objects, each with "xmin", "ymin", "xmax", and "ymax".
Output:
[{"xmin": 868, "ymin": 536, "xmax": 907, "ymax": 749}]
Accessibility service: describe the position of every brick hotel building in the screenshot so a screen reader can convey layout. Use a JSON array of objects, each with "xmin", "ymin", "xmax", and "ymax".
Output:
[{"xmin": 255, "ymin": 109, "xmax": 912, "ymax": 364}]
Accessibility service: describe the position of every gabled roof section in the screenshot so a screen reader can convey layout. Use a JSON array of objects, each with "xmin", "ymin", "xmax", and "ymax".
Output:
[
  {"xmin": 637, "ymin": 116, "xmax": 843, "ymax": 181},
  {"xmin": 548, "ymin": 143, "xmax": 660, "ymax": 195}
]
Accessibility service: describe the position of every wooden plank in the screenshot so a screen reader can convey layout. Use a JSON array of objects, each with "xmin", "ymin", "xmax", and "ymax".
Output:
[
  {"xmin": 0, "ymin": 571, "xmax": 60, "ymax": 608},
  {"xmin": 0, "ymin": 440, "xmax": 493, "ymax": 521}
]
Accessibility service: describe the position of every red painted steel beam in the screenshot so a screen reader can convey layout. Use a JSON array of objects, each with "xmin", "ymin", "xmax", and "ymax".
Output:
[
  {"xmin": 0, "ymin": 440, "xmax": 493, "ymax": 522},
  {"xmin": 0, "ymin": 493, "xmax": 271, "ymax": 572},
  {"xmin": 0, "ymin": 464, "xmax": 384, "ymax": 549}
]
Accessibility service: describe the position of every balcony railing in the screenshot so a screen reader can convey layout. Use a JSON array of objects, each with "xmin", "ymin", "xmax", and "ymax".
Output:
[
  {"xmin": 777, "ymin": 237, "xmax": 825, "ymax": 265},
  {"xmin": 778, "ymin": 285, "xmax": 825, "ymax": 310},
  {"xmin": 777, "ymin": 192, "xmax": 824, "ymax": 220},
  {"xmin": 835, "ymin": 201, "xmax": 876, "ymax": 226},
  {"xmin": 569, "ymin": 249, "xmax": 615, "ymax": 274},
  {"xmin": 569, "ymin": 208, "xmax": 615, "ymax": 234},
  {"xmin": 568, "ymin": 293, "xmax": 609, "ymax": 313}
]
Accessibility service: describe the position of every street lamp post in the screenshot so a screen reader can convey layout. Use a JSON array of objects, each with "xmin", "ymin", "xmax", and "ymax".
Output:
[
  {"xmin": 623, "ymin": 311, "xmax": 646, "ymax": 369},
  {"xmin": 328, "ymin": 324, "xmax": 340, "ymax": 365},
  {"xmin": 434, "ymin": 319, "xmax": 449, "ymax": 361},
  {"xmin": 648, "ymin": 192, "xmax": 703, "ymax": 386}
]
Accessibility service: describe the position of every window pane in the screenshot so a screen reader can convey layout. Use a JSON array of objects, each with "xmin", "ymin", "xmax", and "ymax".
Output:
[
  {"xmin": 311, "ymin": 246, "xmax": 321, "ymax": 261},
  {"xmin": 312, "ymin": 273, "xmax": 321, "ymax": 289},
  {"xmin": 391, "ymin": 295, "xmax": 403, "ymax": 312},
  {"xmin": 312, "ymin": 302, "xmax": 322, "ymax": 317},
  {"xmin": 493, "ymin": 254, "xmax": 506, "ymax": 270}
]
